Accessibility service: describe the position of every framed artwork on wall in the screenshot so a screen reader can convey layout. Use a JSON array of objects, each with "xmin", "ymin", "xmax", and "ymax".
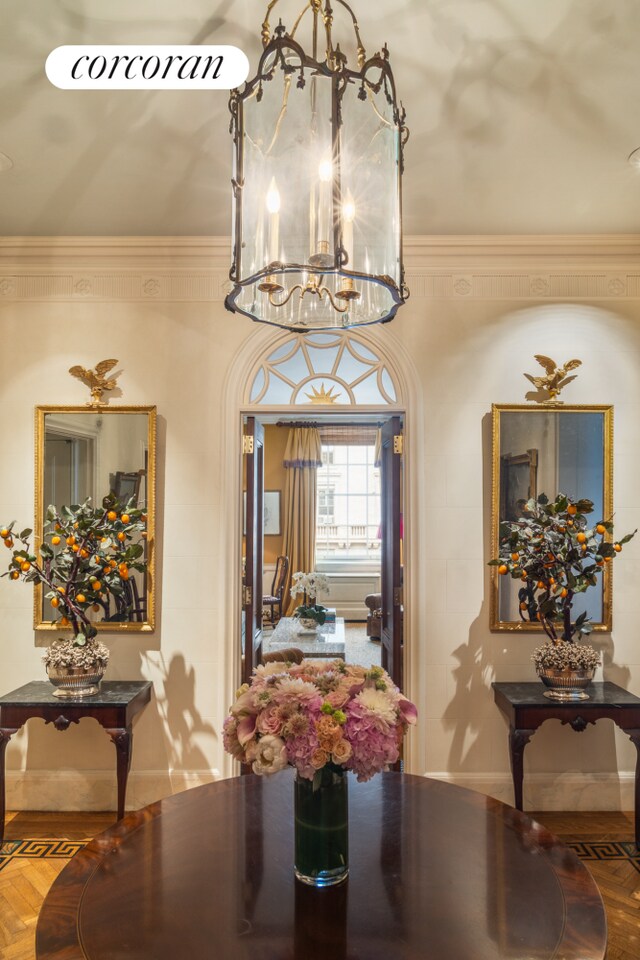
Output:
[
  {"xmin": 264, "ymin": 491, "xmax": 281, "ymax": 535},
  {"xmin": 243, "ymin": 490, "xmax": 281, "ymax": 536}
]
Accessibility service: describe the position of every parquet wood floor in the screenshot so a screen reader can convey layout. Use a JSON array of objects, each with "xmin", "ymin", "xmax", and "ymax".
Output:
[
  {"xmin": 0, "ymin": 809, "xmax": 637, "ymax": 959},
  {"xmin": 533, "ymin": 811, "xmax": 640, "ymax": 960},
  {"xmin": 0, "ymin": 812, "xmax": 114, "ymax": 960}
]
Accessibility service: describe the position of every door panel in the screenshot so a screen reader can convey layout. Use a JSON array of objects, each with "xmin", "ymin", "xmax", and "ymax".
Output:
[
  {"xmin": 380, "ymin": 416, "xmax": 403, "ymax": 689},
  {"xmin": 243, "ymin": 417, "xmax": 264, "ymax": 684}
]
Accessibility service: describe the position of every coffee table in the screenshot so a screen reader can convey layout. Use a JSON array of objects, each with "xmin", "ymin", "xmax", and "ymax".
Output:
[
  {"xmin": 36, "ymin": 772, "xmax": 606, "ymax": 960},
  {"xmin": 265, "ymin": 616, "xmax": 346, "ymax": 659}
]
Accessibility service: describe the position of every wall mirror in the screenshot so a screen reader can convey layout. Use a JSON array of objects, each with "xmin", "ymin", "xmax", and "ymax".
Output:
[
  {"xmin": 35, "ymin": 405, "xmax": 156, "ymax": 632},
  {"xmin": 490, "ymin": 404, "xmax": 613, "ymax": 632}
]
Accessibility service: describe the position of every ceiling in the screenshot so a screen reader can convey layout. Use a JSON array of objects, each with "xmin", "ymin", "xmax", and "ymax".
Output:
[{"xmin": 1, "ymin": 0, "xmax": 639, "ymax": 237}]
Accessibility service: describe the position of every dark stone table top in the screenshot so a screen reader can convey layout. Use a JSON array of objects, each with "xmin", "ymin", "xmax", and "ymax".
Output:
[
  {"xmin": 492, "ymin": 680, "xmax": 640, "ymax": 708},
  {"xmin": 0, "ymin": 681, "xmax": 152, "ymax": 708}
]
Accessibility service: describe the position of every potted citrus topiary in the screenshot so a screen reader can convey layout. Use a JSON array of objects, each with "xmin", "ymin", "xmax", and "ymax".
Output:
[
  {"xmin": 490, "ymin": 493, "xmax": 636, "ymax": 700},
  {"xmin": 1, "ymin": 496, "xmax": 148, "ymax": 698}
]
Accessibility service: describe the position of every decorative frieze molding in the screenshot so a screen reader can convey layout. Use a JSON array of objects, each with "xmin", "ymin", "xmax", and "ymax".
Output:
[{"xmin": 1, "ymin": 235, "xmax": 640, "ymax": 302}]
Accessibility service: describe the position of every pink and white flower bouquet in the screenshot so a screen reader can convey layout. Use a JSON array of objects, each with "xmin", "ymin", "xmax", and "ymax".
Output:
[{"xmin": 223, "ymin": 659, "xmax": 417, "ymax": 782}]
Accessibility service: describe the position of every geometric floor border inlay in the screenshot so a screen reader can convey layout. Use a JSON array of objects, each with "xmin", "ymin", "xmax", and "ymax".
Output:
[
  {"xmin": 567, "ymin": 840, "xmax": 640, "ymax": 874},
  {"xmin": 1, "ymin": 837, "xmax": 638, "ymax": 873},
  {"xmin": 0, "ymin": 838, "xmax": 89, "ymax": 872}
]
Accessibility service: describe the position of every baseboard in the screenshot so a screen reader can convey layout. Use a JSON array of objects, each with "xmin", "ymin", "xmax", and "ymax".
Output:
[
  {"xmin": 332, "ymin": 604, "xmax": 369, "ymax": 619},
  {"xmin": 5, "ymin": 769, "xmax": 221, "ymax": 812},
  {"xmin": 424, "ymin": 772, "xmax": 636, "ymax": 811},
  {"xmin": 6, "ymin": 769, "xmax": 635, "ymax": 813}
]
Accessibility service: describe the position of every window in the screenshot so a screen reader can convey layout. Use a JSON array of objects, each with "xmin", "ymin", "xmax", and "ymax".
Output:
[
  {"xmin": 316, "ymin": 444, "xmax": 381, "ymax": 566},
  {"xmin": 247, "ymin": 332, "xmax": 398, "ymax": 407},
  {"xmin": 318, "ymin": 487, "xmax": 335, "ymax": 523}
]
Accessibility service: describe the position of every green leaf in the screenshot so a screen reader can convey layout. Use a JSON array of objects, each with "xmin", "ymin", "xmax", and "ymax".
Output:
[
  {"xmin": 619, "ymin": 530, "xmax": 637, "ymax": 545},
  {"xmin": 19, "ymin": 528, "xmax": 32, "ymax": 539},
  {"xmin": 576, "ymin": 499, "xmax": 594, "ymax": 514},
  {"xmin": 40, "ymin": 543, "xmax": 53, "ymax": 558},
  {"xmin": 74, "ymin": 633, "xmax": 87, "ymax": 646},
  {"xmin": 538, "ymin": 493, "xmax": 549, "ymax": 505}
]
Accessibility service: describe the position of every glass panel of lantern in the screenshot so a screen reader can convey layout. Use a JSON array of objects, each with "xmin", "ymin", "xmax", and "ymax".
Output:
[{"xmin": 229, "ymin": 40, "xmax": 405, "ymax": 330}]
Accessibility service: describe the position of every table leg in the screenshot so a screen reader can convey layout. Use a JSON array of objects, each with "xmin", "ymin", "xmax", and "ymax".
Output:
[
  {"xmin": 0, "ymin": 728, "xmax": 19, "ymax": 843},
  {"xmin": 106, "ymin": 727, "xmax": 133, "ymax": 821},
  {"xmin": 622, "ymin": 728, "xmax": 640, "ymax": 849},
  {"xmin": 508, "ymin": 727, "xmax": 535, "ymax": 811}
]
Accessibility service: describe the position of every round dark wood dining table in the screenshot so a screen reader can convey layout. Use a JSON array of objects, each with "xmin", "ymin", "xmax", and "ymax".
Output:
[{"xmin": 36, "ymin": 771, "xmax": 606, "ymax": 960}]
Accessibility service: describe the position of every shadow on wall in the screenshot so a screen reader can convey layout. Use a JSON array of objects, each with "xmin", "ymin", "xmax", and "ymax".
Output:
[{"xmin": 150, "ymin": 653, "xmax": 218, "ymax": 776}]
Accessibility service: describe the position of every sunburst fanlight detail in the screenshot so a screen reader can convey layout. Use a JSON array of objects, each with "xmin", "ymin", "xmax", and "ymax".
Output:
[{"xmin": 305, "ymin": 382, "xmax": 342, "ymax": 405}]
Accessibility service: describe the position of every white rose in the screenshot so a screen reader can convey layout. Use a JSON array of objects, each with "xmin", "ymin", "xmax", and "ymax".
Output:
[{"xmin": 252, "ymin": 735, "xmax": 289, "ymax": 776}]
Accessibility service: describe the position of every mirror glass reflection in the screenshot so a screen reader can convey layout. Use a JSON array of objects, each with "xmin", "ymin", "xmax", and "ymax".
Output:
[
  {"xmin": 492, "ymin": 405, "xmax": 611, "ymax": 631},
  {"xmin": 36, "ymin": 406, "xmax": 155, "ymax": 631}
]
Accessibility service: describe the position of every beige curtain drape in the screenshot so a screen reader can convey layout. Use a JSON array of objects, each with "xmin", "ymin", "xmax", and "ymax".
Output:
[
  {"xmin": 374, "ymin": 427, "xmax": 382, "ymax": 467},
  {"xmin": 281, "ymin": 427, "xmax": 322, "ymax": 615}
]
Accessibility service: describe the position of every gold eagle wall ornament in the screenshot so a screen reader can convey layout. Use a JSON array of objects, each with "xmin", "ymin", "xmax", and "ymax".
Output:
[
  {"xmin": 68, "ymin": 359, "xmax": 120, "ymax": 404},
  {"xmin": 524, "ymin": 355, "xmax": 582, "ymax": 401}
]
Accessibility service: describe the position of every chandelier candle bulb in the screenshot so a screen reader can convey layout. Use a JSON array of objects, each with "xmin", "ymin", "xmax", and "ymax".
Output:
[
  {"xmin": 317, "ymin": 158, "xmax": 332, "ymax": 252},
  {"xmin": 266, "ymin": 177, "xmax": 281, "ymax": 265},
  {"xmin": 342, "ymin": 190, "xmax": 355, "ymax": 266},
  {"xmin": 309, "ymin": 180, "xmax": 317, "ymax": 259}
]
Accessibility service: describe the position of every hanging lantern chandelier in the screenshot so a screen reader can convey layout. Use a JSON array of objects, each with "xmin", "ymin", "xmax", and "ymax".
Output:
[{"xmin": 225, "ymin": 0, "xmax": 409, "ymax": 331}]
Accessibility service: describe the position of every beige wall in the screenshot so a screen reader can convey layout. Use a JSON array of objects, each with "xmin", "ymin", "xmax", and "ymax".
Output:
[{"xmin": 1, "ymin": 237, "xmax": 640, "ymax": 812}]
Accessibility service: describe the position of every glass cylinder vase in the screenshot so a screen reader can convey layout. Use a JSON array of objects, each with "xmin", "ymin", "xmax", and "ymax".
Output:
[{"xmin": 294, "ymin": 764, "xmax": 348, "ymax": 887}]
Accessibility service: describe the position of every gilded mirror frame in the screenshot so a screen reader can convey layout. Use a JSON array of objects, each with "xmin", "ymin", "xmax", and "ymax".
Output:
[
  {"xmin": 34, "ymin": 405, "xmax": 157, "ymax": 633},
  {"xmin": 490, "ymin": 403, "xmax": 613, "ymax": 633}
]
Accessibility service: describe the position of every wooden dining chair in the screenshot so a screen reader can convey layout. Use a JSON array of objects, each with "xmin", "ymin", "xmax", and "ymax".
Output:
[{"xmin": 262, "ymin": 555, "xmax": 289, "ymax": 624}]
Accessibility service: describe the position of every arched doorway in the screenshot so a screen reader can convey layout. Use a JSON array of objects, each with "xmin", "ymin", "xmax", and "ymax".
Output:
[
  {"xmin": 243, "ymin": 331, "xmax": 404, "ymax": 684},
  {"xmin": 219, "ymin": 324, "xmax": 423, "ymax": 775}
]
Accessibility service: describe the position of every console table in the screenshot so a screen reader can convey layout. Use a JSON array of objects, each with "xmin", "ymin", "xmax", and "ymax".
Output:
[
  {"xmin": 0, "ymin": 680, "xmax": 152, "ymax": 841},
  {"xmin": 492, "ymin": 681, "xmax": 640, "ymax": 846}
]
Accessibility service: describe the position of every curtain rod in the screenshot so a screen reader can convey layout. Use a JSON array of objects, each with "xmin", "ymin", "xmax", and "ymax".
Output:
[{"xmin": 275, "ymin": 420, "xmax": 384, "ymax": 428}]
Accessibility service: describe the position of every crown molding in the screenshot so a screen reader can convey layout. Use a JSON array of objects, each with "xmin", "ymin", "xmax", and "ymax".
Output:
[{"xmin": 1, "ymin": 235, "xmax": 640, "ymax": 302}]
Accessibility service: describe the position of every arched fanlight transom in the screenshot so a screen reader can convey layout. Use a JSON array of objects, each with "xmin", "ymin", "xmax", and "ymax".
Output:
[{"xmin": 247, "ymin": 332, "xmax": 398, "ymax": 406}]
